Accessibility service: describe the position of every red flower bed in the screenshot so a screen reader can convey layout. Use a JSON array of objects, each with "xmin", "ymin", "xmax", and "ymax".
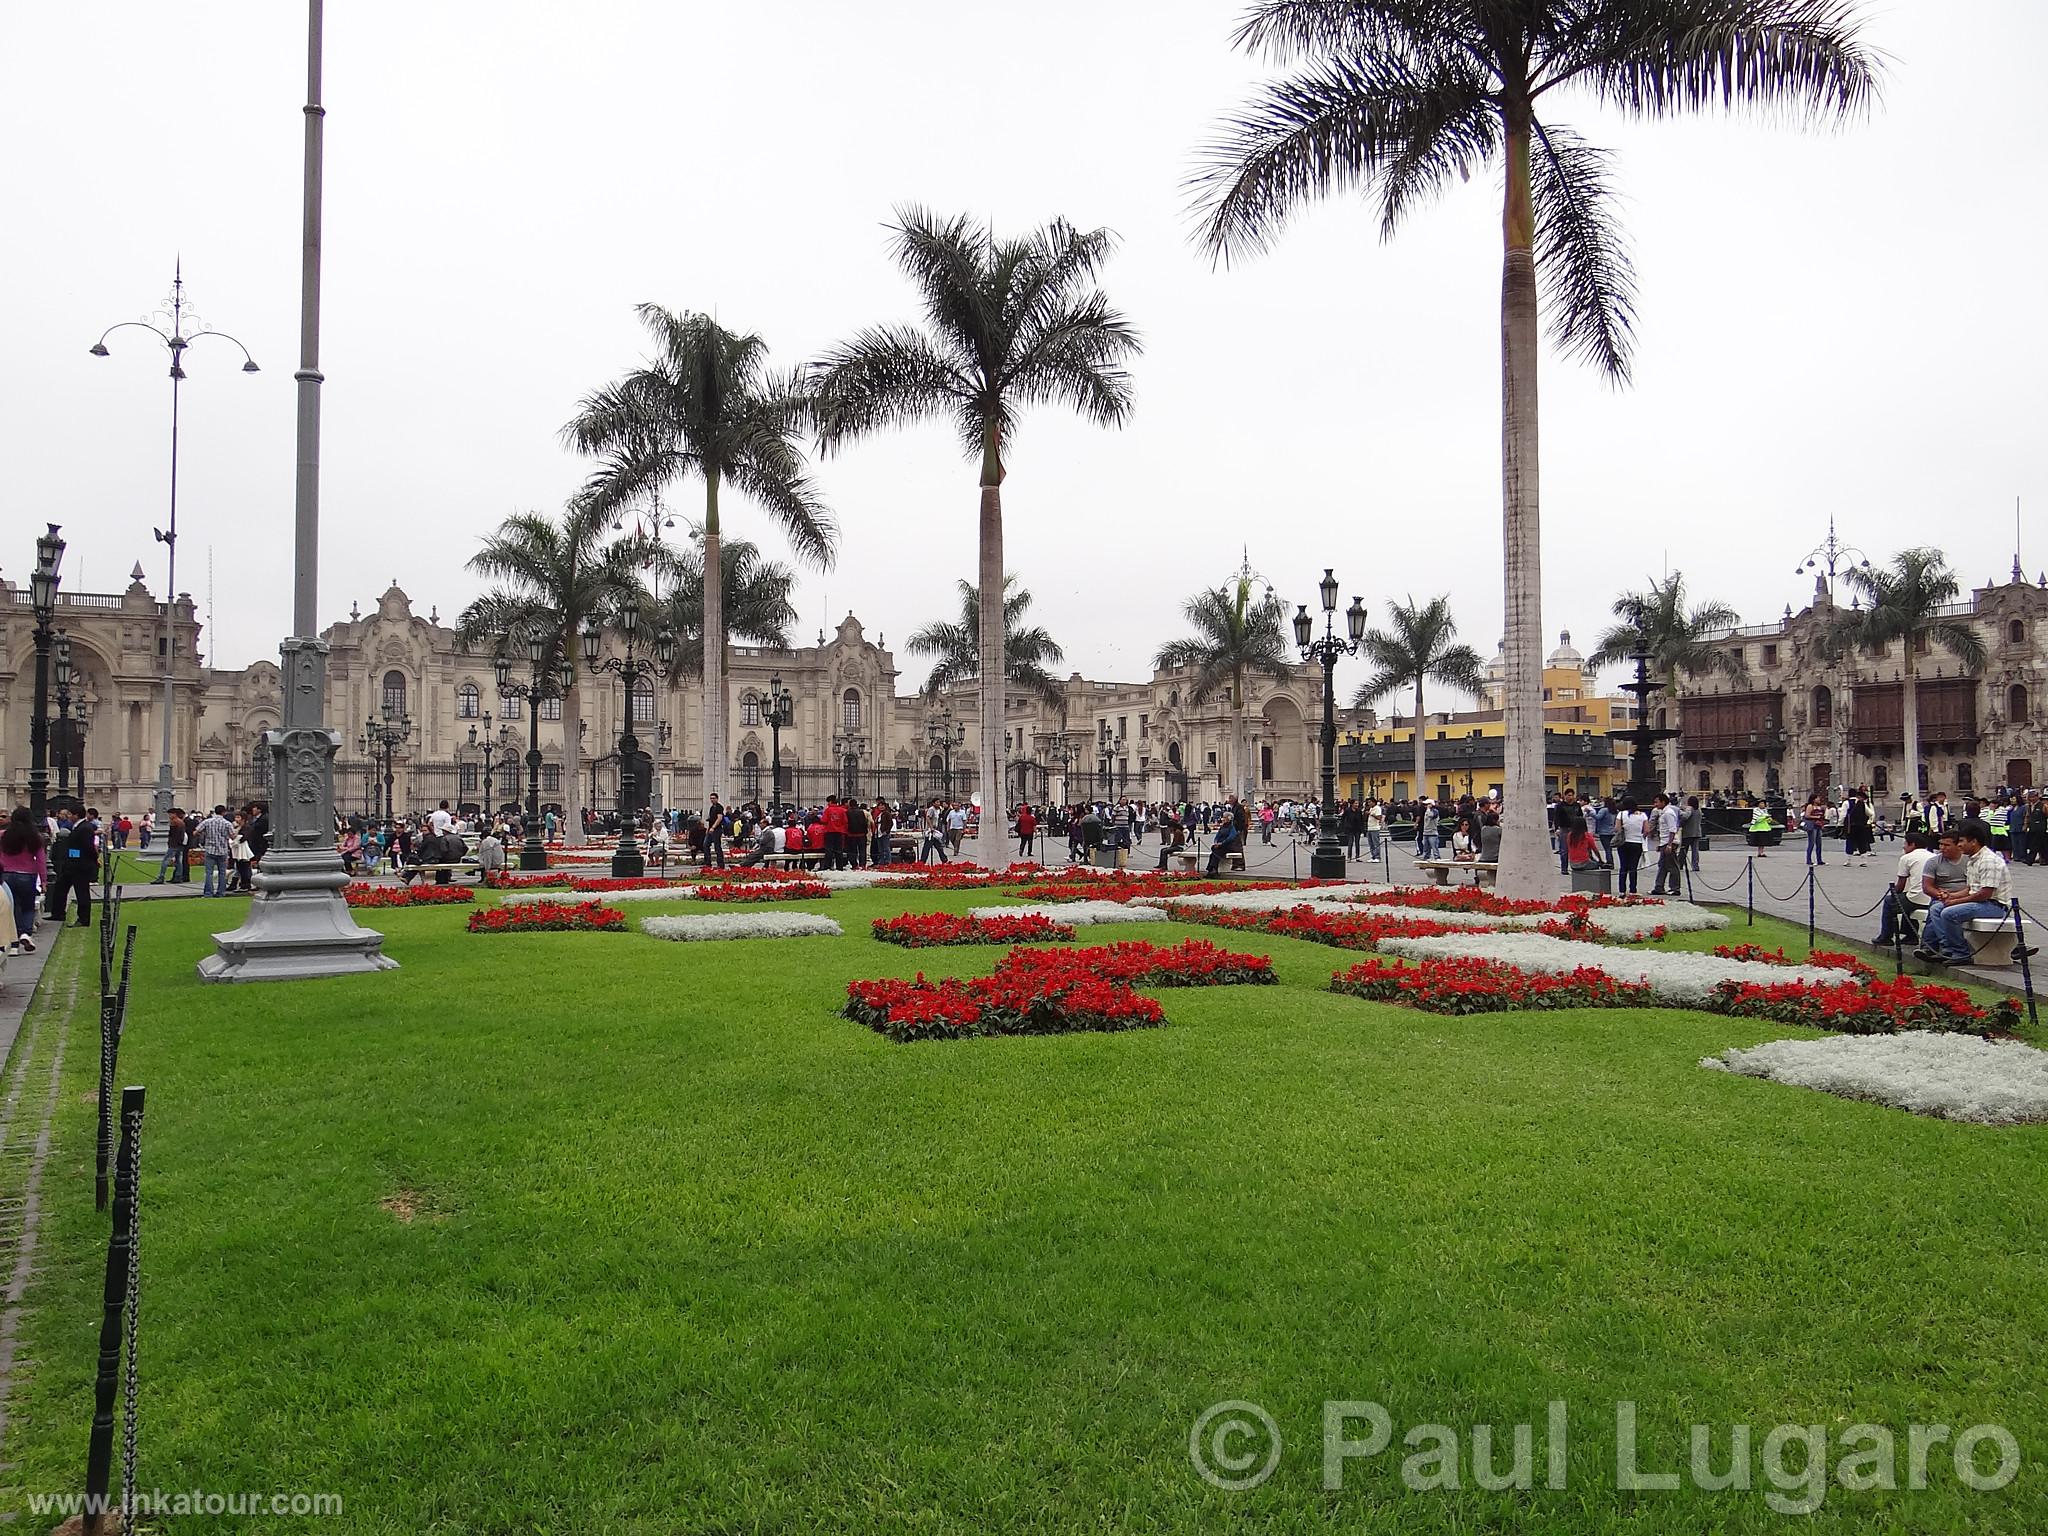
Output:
[
  {"xmin": 1713, "ymin": 943, "xmax": 1878, "ymax": 981},
  {"xmin": 1028, "ymin": 877, "xmax": 1295, "ymax": 905},
  {"xmin": 1354, "ymin": 887, "xmax": 1649, "ymax": 918},
  {"xmin": 695, "ymin": 880, "xmax": 832, "ymax": 903},
  {"xmin": 344, "ymin": 883, "xmax": 477, "ymax": 908},
  {"xmin": 569, "ymin": 876, "xmax": 682, "ymax": 893},
  {"xmin": 876, "ymin": 867, "xmax": 1024, "ymax": 891},
  {"xmin": 1167, "ymin": 901, "xmax": 1459, "ymax": 951},
  {"xmin": 1331, "ymin": 956, "xmax": 1657, "ymax": 1014},
  {"xmin": 482, "ymin": 872, "xmax": 573, "ymax": 890},
  {"xmin": 872, "ymin": 912, "xmax": 1077, "ymax": 947},
  {"xmin": 466, "ymin": 900, "xmax": 625, "ymax": 933},
  {"xmin": 1534, "ymin": 913, "xmax": 1666, "ymax": 945},
  {"xmin": 843, "ymin": 938, "xmax": 1274, "ymax": 1043},
  {"xmin": 1704, "ymin": 975, "xmax": 2014, "ymax": 1036},
  {"xmin": 688, "ymin": 866, "xmax": 818, "ymax": 884}
]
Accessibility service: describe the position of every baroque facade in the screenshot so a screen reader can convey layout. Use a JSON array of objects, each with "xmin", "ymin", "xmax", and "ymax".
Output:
[
  {"xmin": 2, "ymin": 577, "xmax": 1331, "ymax": 817},
  {"xmin": 1672, "ymin": 573, "xmax": 2048, "ymax": 801}
]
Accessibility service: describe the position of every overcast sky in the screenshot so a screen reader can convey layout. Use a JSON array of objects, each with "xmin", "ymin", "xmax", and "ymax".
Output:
[{"xmin": 6, "ymin": 2, "xmax": 2042, "ymax": 705}]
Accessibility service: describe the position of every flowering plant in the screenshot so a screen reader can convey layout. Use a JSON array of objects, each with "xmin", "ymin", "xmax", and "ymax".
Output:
[
  {"xmin": 1331, "ymin": 956, "xmax": 1656, "ymax": 1014},
  {"xmin": 466, "ymin": 900, "xmax": 625, "ymax": 933},
  {"xmin": 872, "ymin": 911, "xmax": 1077, "ymax": 947},
  {"xmin": 694, "ymin": 879, "xmax": 832, "ymax": 903},
  {"xmin": 1704, "ymin": 975, "xmax": 2015, "ymax": 1036},
  {"xmin": 482, "ymin": 872, "xmax": 574, "ymax": 890},
  {"xmin": 344, "ymin": 883, "xmax": 476, "ymax": 908},
  {"xmin": 1713, "ymin": 942, "xmax": 1877, "ymax": 981},
  {"xmin": 568, "ymin": 876, "xmax": 684, "ymax": 893}
]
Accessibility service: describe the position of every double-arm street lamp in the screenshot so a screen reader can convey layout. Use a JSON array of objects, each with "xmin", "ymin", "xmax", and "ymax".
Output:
[
  {"xmin": 496, "ymin": 628, "xmax": 576, "ymax": 870},
  {"xmin": 361, "ymin": 705, "xmax": 412, "ymax": 822},
  {"xmin": 1096, "ymin": 720, "xmax": 1126, "ymax": 800},
  {"xmin": 467, "ymin": 713, "xmax": 516, "ymax": 817},
  {"xmin": 27, "ymin": 526, "xmax": 66, "ymax": 826},
  {"xmin": 764, "ymin": 673, "xmax": 794, "ymax": 815},
  {"xmin": 53, "ymin": 633, "xmax": 76, "ymax": 798},
  {"xmin": 1294, "ymin": 568, "xmax": 1369, "ymax": 879},
  {"xmin": 580, "ymin": 606, "xmax": 676, "ymax": 877},
  {"xmin": 927, "ymin": 704, "xmax": 965, "ymax": 798},
  {"xmin": 89, "ymin": 266, "xmax": 259, "ymax": 855}
]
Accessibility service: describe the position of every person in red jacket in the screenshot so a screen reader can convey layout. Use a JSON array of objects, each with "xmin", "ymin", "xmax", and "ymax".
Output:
[
  {"xmin": 805, "ymin": 818, "xmax": 827, "ymax": 855},
  {"xmin": 1015, "ymin": 803, "xmax": 1038, "ymax": 860},
  {"xmin": 820, "ymin": 795, "xmax": 850, "ymax": 869}
]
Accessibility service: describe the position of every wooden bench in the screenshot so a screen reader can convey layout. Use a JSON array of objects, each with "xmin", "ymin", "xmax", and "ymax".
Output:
[
  {"xmin": 408, "ymin": 858, "xmax": 486, "ymax": 885},
  {"xmin": 1413, "ymin": 859, "xmax": 1498, "ymax": 888}
]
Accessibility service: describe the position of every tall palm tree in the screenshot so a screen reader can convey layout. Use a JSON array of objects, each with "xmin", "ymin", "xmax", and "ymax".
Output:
[
  {"xmin": 1829, "ymin": 550, "xmax": 1986, "ymax": 796},
  {"xmin": 648, "ymin": 530, "xmax": 800, "ymax": 681},
  {"xmin": 907, "ymin": 576, "xmax": 1067, "ymax": 709},
  {"xmin": 1153, "ymin": 575, "xmax": 1296, "ymax": 800},
  {"xmin": 564, "ymin": 307, "xmax": 835, "ymax": 809},
  {"xmin": 1352, "ymin": 595, "xmax": 1485, "ymax": 804},
  {"xmin": 1590, "ymin": 573, "xmax": 1744, "ymax": 790},
  {"xmin": 460, "ymin": 499, "xmax": 644, "ymax": 845},
  {"xmin": 812, "ymin": 207, "xmax": 1140, "ymax": 864},
  {"xmin": 1193, "ymin": 1, "xmax": 1878, "ymax": 896}
]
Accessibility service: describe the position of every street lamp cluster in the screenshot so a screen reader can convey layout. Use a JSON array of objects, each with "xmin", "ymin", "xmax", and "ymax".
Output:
[
  {"xmin": 579, "ymin": 604, "xmax": 676, "ymax": 877},
  {"xmin": 52, "ymin": 634, "xmax": 91, "ymax": 797},
  {"xmin": 1294, "ymin": 568, "xmax": 1368, "ymax": 880},
  {"xmin": 927, "ymin": 704, "xmax": 966, "ymax": 797},
  {"xmin": 26, "ymin": 526, "xmax": 66, "ymax": 826},
  {"xmin": 360, "ymin": 708, "xmax": 412, "ymax": 823},
  {"xmin": 494, "ymin": 628, "xmax": 576, "ymax": 871},
  {"xmin": 764, "ymin": 673, "xmax": 794, "ymax": 814}
]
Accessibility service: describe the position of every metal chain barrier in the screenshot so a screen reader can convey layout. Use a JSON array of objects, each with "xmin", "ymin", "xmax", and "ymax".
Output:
[
  {"xmin": 121, "ymin": 1095, "xmax": 145, "ymax": 1523},
  {"xmin": 1813, "ymin": 882, "xmax": 1890, "ymax": 922},
  {"xmin": 1687, "ymin": 864, "xmax": 1749, "ymax": 893},
  {"xmin": 1752, "ymin": 866, "xmax": 1815, "ymax": 903}
]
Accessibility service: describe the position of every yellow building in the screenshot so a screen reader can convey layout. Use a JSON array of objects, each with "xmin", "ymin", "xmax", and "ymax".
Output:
[{"xmin": 1338, "ymin": 633, "xmax": 1637, "ymax": 801}]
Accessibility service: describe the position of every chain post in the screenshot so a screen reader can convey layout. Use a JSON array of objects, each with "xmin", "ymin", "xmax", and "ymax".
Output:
[
  {"xmin": 2012, "ymin": 901, "xmax": 2039, "ymax": 1033},
  {"xmin": 82, "ymin": 1086, "xmax": 145, "ymax": 1535}
]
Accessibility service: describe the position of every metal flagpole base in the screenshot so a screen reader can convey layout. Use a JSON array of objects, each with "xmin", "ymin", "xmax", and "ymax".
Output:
[{"xmin": 199, "ymin": 638, "xmax": 396, "ymax": 983}]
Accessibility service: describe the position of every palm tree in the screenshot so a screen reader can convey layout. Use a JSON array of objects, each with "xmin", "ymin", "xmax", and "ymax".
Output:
[
  {"xmin": 907, "ymin": 576, "xmax": 1067, "ymax": 709},
  {"xmin": 1351, "ymin": 595, "xmax": 1485, "ymax": 805},
  {"xmin": 1193, "ymin": 2, "xmax": 1877, "ymax": 896},
  {"xmin": 1153, "ymin": 575, "xmax": 1296, "ymax": 800},
  {"xmin": 1829, "ymin": 550, "xmax": 1987, "ymax": 796},
  {"xmin": 459, "ymin": 499, "xmax": 644, "ymax": 845},
  {"xmin": 1589, "ymin": 573, "xmax": 1744, "ymax": 790},
  {"xmin": 649, "ymin": 530, "xmax": 800, "ymax": 681},
  {"xmin": 564, "ymin": 307, "xmax": 835, "ymax": 808},
  {"xmin": 812, "ymin": 207, "xmax": 1140, "ymax": 864}
]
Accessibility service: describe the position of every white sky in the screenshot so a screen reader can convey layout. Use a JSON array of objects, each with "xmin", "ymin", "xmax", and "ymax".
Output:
[{"xmin": 5, "ymin": 2, "xmax": 2042, "ymax": 705}]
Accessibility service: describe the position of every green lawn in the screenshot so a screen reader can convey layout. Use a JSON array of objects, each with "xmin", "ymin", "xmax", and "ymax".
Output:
[{"xmin": 2, "ymin": 891, "xmax": 2043, "ymax": 1532}]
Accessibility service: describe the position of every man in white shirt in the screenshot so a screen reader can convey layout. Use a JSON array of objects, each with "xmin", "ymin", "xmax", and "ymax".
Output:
[
  {"xmin": 429, "ymin": 800, "xmax": 455, "ymax": 838},
  {"xmin": 1874, "ymin": 828, "xmax": 1937, "ymax": 946},
  {"xmin": 1919, "ymin": 817, "xmax": 2013, "ymax": 965},
  {"xmin": 1648, "ymin": 793, "xmax": 1684, "ymax": 896},
  {"xmin": 945, "ymin": 803, "xmax": 968, "ymax": 855}
]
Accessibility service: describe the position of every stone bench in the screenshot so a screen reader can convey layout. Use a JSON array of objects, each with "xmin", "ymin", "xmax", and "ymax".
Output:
[
  {"xmin": 1413, "ymin": 859, "xmax": 1498, "ymax": 888},
  {"xmin": 1966, "ymin": 918, "xmax": 2020, "ymax": 968},
  {"xmin": 409, "ymin": 858, "xmax": 486, "ymax": 885},
  {"xmin": 1168, "ymin": 848, "xmax": 1246, "ymax": 874}
]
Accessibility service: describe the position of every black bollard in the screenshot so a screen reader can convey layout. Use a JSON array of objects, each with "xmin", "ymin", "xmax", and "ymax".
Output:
[
  {"xmin": 1807, "ymin": 867, "xmax": 1817, "ymax": 951},
  {"xmin": 2012, "ymin": 901, "xmax": 2039, "ymax": 1033},
  {"xmin": 1747, "ymin": 858, "xmax": 1755, "ymax": 927}
]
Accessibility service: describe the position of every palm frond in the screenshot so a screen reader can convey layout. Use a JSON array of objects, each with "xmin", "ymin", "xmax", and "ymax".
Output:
[
  {"xmin": 1530, "ymin": 121, "xmax": 1638, "ymax": 383},
  {"xmin": 1582, "ymin": 0, "xmax": 1882, "ymax": 122}
]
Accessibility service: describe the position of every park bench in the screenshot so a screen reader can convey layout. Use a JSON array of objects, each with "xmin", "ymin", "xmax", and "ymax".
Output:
[
  {"xmin": 1168, "ymin": 847, "xmax": 1245, "ymax": 874},
  {"xmin": 1964, "ymin": 917, "xmax": 2020, "ymax": 968},
  {"xmin": 1413, "ymin": 858, "xmax": 1498, "ymax": 888}
]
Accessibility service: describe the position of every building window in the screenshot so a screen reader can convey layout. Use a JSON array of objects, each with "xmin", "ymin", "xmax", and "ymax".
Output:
[
  {"xmin": 630, "ymin": 680, "xmax": 655, "ymax": 725},
  {"xmin": 842, "ymin": 688, "xmax": 862, "ymax": 732},
  {"xmin": 1697, "ymin": 770, "xmax": 1712, "ymax": 791},
  {"xmin": 896, "ymin": 766, "xmax": 911, "ymax": 796},
  {"xmin": 541, "ymin": 696, "xmax": 563, "ymax": 721},
  {"xmin": 740, "ymin": 692, "xmax": 761, "ymax": 727},
  {"xmin": 2011, "ymin": 684, "xmax": 2030, "ymax": 724},
  {"xmin": 500, "ymin": 693, "xmax": 521, "ymax": 720},
  {"xmin": 459, "ymin": 762, "xmax": 479, "ymax": 793},
  {"xmin": 457, "ymin": 683, "xmax": 481, "ymax": 718},
  {"xmin": 2011, "ymin": 619, "xmax": 2026, "ymax": 645},
  {"xmin": 1763, "ymin": 644, "xmax": 1778, "ymax": 667},
  {"xmin": 1913, "ymin": 632, "xmax": 1931, "ymax": 655},
  {"xmin": 1812, "ymin": 686, "xmax": 1832, "ymax": 728},
  {"xmin": 541, "ymin": 765, "xmax": 562, "ymax": 793},
  {"xmin": 381, "ymin": 669, "xmax": 407, "ymax": 718},
  {"xmin": 1957, "ymin": 763, "xmax": 1974, "ymax": 793},
  {"xmin": 740, "ymin": 751, "xmax": 760, "ymax": 799},
  {"xmin": 1871, "ymin": 764, "xmax": 1889, "ymax": 792},
  {"xmin": 1732, "ymin": 768, "xmax": 1746, "ymax": 794}
]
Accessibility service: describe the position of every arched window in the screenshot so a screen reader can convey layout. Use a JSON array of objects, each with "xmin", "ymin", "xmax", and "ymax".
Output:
[
  {"xmin": 630, "ymin": 680, "xmax": 655, "ymax": 725},
  {"xmin": 457, "ymin": 683, "xmax": 481, "ymax": 719},
  {"xmin": 740, "ymin": 692, "xmax": 761, "ymax": 727},
  {"xmin": 1871, "ymin": 764, "xmax": 1889, "ymax": 792},
  {"xmin": 929, "ymin": 753, "xmax": 945, "ymax": 780},
  {"xmin": 740, "ymin": 751, "xmax": 760, "ymax": 799},
  {"xmin": 1812, "ymin": 686, "xmax": 1832, "ymax": 728},
  {"xmin": 1698, "ymin": 770, "xmax": 1711, "ymax": 791},
  {"xmin": 2010, "ymin": 684, "xmax": 2030, "ymax": 724},
  {"xmin": 1732, "ymin": 768, "xmax": 1747, "ymax": 794},
  {"xmin": 381, "ymin": 670, "xmax": 407, "ymax": 718},
  {"xmin": 2011, "ymin": 620, "xmax": 2026, "ymax": 645},
  {"xmin": 842, "ymin": 688, "xmax": 862, "ymax": 732}
]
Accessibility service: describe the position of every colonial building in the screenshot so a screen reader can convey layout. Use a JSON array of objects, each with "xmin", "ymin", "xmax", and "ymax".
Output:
[
  {"xmin": 1672, "ymin": 572, "xmax": 2048, "ymax": 801},
  {"xmin": 2, "ymin": 576, "xmax": 1332, "ymax": 817}
]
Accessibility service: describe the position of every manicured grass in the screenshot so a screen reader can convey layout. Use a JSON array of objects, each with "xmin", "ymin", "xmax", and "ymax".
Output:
[{"xmin": 2, "ymin": 892, "xmax": 2044, "ymax": 1532}]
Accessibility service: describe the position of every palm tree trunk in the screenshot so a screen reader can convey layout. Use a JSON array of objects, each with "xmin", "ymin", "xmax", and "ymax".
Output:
[
  {"xmin": 562, "ymin": 674, "xmax": 585, "ymax": 847},
  {"xmin": 1663, "ymin": 668, "xmax": 1682, "ymax": 793},
  {"xmin": 1234, "ymin": 675, "xmax": 1253, "ymax": 803},
  {"xmin": 1412, "ymin": 677, "xmax": 1427, "ymax": 807},
  {"xmin": 968, "ymin": 428, "xmax": 1006, "ymax": 867},
  {"xmin": 702, "ymin": 468, "xmax": 727, "ymax": 811},
  {"xmin": 1495, "ymin": 108, "xmax": 1553, "ymax": 898},
  {"xmin": 1901, "ymin": 647, "xmax": 1920, "ymax": 802}
]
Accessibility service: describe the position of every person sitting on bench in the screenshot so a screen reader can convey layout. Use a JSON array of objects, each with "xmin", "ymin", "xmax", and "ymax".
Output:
[
  {"xmin": 1205, "ymin": 814, "xmax": 1242, "ymax": 876},
  {"xmin": 1154, "ymin": 814, "xmax": 1187, "ymax": 871},
  {"xmin": 1917, "ymin": 818, "xmax": 2010, "ymax": 966},
  {"xmin": 1874, "ymin": 827, "xmax": 1936, "ymax": 946}
]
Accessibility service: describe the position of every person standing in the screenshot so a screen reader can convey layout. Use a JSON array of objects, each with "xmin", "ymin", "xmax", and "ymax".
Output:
[
  {"xmin": 920, "ymin": 801, "xmax": 949, "ymax": 864},
  {"xmin": 844, "ymin": 795, "xmax": 870, "ymax": 870},
  {"xmin": 47, "ymin": 807, "xmax": 99, "ymax": 927},
  {"xmin": 1615, "ymin": 798, "xmax": 1650, "ymax": 895},
  {"xmin": 705, "ymin": 795, "xmax": 729, "ymax": 870},
  {"xmin": 138, "ymin": 809, "xmax": 155, "ymax": 851},
  {"xmin": 1015, "ymin": 803, "xmax": 1037, "ymax": 860},
  {"xmin": 1365, "ymin": 799, "xmax": 1385, "ymax": 862},
  {"xmin": 945, "ymin": 802, "xmax": 968, "ymax": 856},
  {"xmin": 1649, "ymin": 793, "xmax": 1684, "ymax": 896},
  {"xmin": 192, "ymin": 805, "xmax": 235, "ymax": 897},
  {"xmin": 819, "ymin": 795, "xmax": 846, "ymax": 870},
  {"xmin": 1801, "ymin": 796, "xmax": 1827, "ymax": 865},
  {"xmin": 1, "ymin": 808, "xmax": 46, "ymax": 955}
]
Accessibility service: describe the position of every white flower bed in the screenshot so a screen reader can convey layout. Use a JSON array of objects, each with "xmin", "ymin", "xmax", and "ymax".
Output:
[
  {"xmin": 641, "ymin": 912, "xmax": 842, "ymax": 942},
  {"xmin": 1167, "ymin": 883, "xmax": 1375, "ymax": 914},
  {"xmin": 1571, "ymin": 903, "xmax": 1728, "ymax": 938},
  {"xmin": 1377, "ymin": 931, "xmax": 1840, "ymax": 1003},
  {"xmin": 1703, "ymin": 1034, "xmax": 2048, "ymax": 1125},
  {"xmin": 500, "ymin": 886, "xmax": 701, "ymax": 906},
  {"xmin": 967, "ymin": 901, "xmax": 1171, "ymax": 927},
  {"xmin": 812, "ymin": 868, "xmax": 896, "ymax": 889}
]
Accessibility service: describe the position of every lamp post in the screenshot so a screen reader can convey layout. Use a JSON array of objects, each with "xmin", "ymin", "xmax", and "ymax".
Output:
[
  {"xmin": 495, "ymin": 627, "xmax": 573, "ymax": 870},
  {"xmin": 1294, "ymin": 568, "xmax": 1368, "ymax": 879},
  {"xmin": 468, "ymin": 713, "xmax": 515, "ymax": 816},
  {"xmin": 765, "ymin": 672, "xmax": 794, "ymax": 815},
  {"xmin": 362, "ymin": 706, "xmax": 412, "ymax": 822},
  {"xmin": 204, "ymin": 0, "xmax": 394, "ymax": 980},
  {"xmin": 53, "ymin": 633, "xmax": 75, "ymax": 798},
  {"xmin": 90, "ymin": 266, "xmax": 259, "ymax": 857},
  {"xmin": 27, "ymin": 525, "xmax": 66, "ymax": 828},
  {"xmin": 927, "ymin": 704, "xmax": 965, "ymax": 798},
  {"xmin": 834, "ymin": 731, "xmax": 868, "ymax": 800},
  {"xmin": 581, "ymin": 606, "xmax": 676, "ymax": 877}
]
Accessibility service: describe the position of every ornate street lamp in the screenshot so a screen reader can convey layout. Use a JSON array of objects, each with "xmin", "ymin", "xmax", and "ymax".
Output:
[
  {"xmin": 467, "ymin": 712, "xmax": 516, "ymax": 816},
  {"xmin": 362, "ymin": 703, "xmax": 412, "ymax": 822},
  {"xmin": 53, "ymin": 633, "xmax": 75, "ymax": 798},
  {"xmin": 765, "ymin": 672, "xmax": 794, "ymax": 815},
  {"xmin": 27, "ymin": 524, "xmax": 65, "ymax": 826},
  {"xmin": 581, "ymin": 606, "xmax": 676, "ymax": 877},
  {"xmin": 1294, "ymin": 569, "xmax": 1368, "ymax": 879},
  {"xmin": 496, "ymin": 626, "xmax": 572, "ymax": 870},
  {"xmin": 927, "ymin": 704, "xmax": 966, "ymax": 797},
  {"xmin": 90, "ymin": 265, "xmax": 259, "ymax": 848}
]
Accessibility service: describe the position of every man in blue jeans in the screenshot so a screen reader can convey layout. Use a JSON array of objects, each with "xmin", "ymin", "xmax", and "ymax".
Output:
[
  {"xmin": 1918, "ymin": 818, "xmax": 2011, "ymax": 965},
  {"xmin": 194, "ymin": 804, "xmax": 236, "ymax": 897}
]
